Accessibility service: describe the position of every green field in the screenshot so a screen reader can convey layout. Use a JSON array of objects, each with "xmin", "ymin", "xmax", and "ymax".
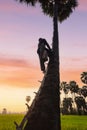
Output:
[
  {"xmin": 0, "ymin": 114, "xmax": 87, "ymax": 130},
  {"xmin": 0, "ymin": 114, "xmax": 24, "ymax": 130},
  {"xmin": 61, "ymin": 115, "xmax": 87, "ymax": 130}
]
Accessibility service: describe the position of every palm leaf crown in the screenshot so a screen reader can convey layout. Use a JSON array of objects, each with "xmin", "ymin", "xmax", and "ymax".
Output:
[{"xmin": 16, "ymin": 0, "xmax": 78, "ymax": 22}]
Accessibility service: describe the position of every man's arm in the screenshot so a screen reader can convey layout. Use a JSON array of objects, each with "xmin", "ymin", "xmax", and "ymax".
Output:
[{"xmin": 44, "ymin": 39, "xmax": 51, "ymax": 50}]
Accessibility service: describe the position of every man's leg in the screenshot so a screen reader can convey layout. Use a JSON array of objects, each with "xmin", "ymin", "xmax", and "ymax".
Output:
[{"xmin": 40, "ymin": 58, "xmax": 45, "ymax": 73}]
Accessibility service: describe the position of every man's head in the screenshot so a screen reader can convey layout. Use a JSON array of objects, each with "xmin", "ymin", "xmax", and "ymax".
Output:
[{"xmin": 39, "ymin": 38, "xmax": 43, "ymax": 43}]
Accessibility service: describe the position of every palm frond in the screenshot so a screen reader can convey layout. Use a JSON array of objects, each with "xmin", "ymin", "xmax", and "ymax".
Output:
[
  {"xmin": 16, "ymin": 0, "xmax": 37, "ymax": 6},
  {"xmin": 16, "ymin": 0, "xmax": 78, "ymax": 22}
]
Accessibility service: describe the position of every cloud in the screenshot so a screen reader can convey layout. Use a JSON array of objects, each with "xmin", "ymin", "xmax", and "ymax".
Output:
[
  {"xmin": 0, "ymin": 56, "xmax": 42, "ymax": 88},
  {"xmin": 0, "ymin": 55, "xmax": 86, "ymax": 88},
  {"xmin": 60, "ymin": 56, "xmax": 87, "ymax": 70},
  {"xmin": 0, "ymin": 1, "xmax": 40, "ymax": 16},
  {"xmin": 60, "ymin": 56, "xmax": 87, "ymax": 86},
  {"xmin": 60, "ymin": 69, "xmax": 85, "ymax": 86},
  {"xmin": 77, "ymin": 0, "xmax": 87, "ymax": 11},
  {"xmin": 0, "ymin": 57, "xmax": 29, "ymax": 68}
]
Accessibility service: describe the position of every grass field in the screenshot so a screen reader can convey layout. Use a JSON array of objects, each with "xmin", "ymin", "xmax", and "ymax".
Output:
[
  {"xmin": 0, "ymin": 114, "xmax": 24, "ymax": 130},
  {"xmin": 61, "ymin": 115, "xmax": 87, "ymax": 130},
  {"xmin": 0, "ymin": 114, "xmax": 87, "ymax": 130}
]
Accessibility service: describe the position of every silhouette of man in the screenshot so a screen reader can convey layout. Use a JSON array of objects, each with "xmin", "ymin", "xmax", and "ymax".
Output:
[{"xmin": 37, "ymin": 38, "xmax": 52, "ymax": 73}]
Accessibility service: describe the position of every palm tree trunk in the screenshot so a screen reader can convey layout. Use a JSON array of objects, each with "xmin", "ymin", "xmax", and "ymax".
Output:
[
  {"xmin": 23, "ymin": 56, "xmax": 60, "ymax": 130},
  {"xmin": 18, "ymin": 1, "xmax": 61, "ymax": 130},
  {"xmin": 52, "ymin": 1, "xmax": 61, "ymax": 130}
]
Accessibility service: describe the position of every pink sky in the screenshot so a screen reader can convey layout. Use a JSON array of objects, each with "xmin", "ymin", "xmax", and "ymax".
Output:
[{"xmin": 0, "ymin": 0, "xmax": 87, "ymax": 112}]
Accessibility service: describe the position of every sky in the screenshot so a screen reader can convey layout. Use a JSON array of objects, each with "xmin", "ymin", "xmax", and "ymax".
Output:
[{"xmin": 0, "ymin": 0, "xmax": 87, "ymax": 113}]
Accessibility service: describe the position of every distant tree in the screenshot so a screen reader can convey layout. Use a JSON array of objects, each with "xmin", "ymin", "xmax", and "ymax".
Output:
[
  {"xmin": 69, "ymin": 81, "xmax": 79, "ymax": 106},
  {"xmin": 80, "ymin": 86, "xmax": 87, "ymax": 98},
  {"xmin": 69, "ymin": 81, "xmax": 79, "ymax": 97},
  {"xmin": 26, "ymin": 96, "xmax": 31, "ymax": 104},
  {"xmin": 81, "ymin": 72, "xmax": 87, "ymax": 84},
  {"xmin": 77, "ymin": 87, "xmax": 81, "ymax": 96},
  {"xmin": 62, "ymin": 97, "xmax": 73, "ymax": 114},
  {"xmin": 75, "ymin": 96, "xmax": 86, "ymax": 115},
  {"xmin": 2, "ymin": 108, "xmax": 7, "ymax": 114},
  {"xmin": 60, "ymin": 81, "xmax": 69, "ymax": 98},
  {"xmin": 25, "ymin": 96, "xmax": 31, "ymax": 110}
]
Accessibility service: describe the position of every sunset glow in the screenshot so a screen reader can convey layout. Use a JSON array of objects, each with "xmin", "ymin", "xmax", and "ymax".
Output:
[{"xmin": 0, "ymin": 0, "xmax": 87, "ymax": 112}]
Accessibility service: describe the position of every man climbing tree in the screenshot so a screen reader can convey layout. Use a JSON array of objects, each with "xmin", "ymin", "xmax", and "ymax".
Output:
[
  {"xmin": 15, "ymin": 0, "xmax": 78, "ymax": 130},
  {"xmin": 37, "ymin": 38, "xmax": 52, "ymax": 73}
]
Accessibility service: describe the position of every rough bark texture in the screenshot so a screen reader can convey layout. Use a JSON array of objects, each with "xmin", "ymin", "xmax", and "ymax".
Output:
[
  {"xmin": 24, "ymin": 57, "xmax": 59, "ymax": 130},
  {"xmin": 24, "ymin": 2, "xmax": 60, "ymax": 130},
  {"xmin": 14, "ymin": 3, "xmax": 61, "ymax": 129}
]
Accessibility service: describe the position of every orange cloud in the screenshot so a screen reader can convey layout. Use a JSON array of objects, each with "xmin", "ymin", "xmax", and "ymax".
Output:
[
  {"xmin": 60, "ymin": 68, "xmax": 85, "ymax": 87},
  {"xmin": 60, "ymin": 56, "xmax": 87, "ymax": 86},
  {"xmin": 60, "ymin": 57, "xmax": 87, "ymax": 70},
  {"xmin": 0, "ymin": 57, "xmax": 29, "ymax": 68},
  {"xmin": 0, "ymin": 56, "xmax": 86, "ymax": 88},
  {"xmin": 0, "ymin": 56, "xmax": 42, "ymax": 88}
]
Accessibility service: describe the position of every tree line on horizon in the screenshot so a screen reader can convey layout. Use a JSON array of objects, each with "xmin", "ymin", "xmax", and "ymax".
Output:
[
  {"xmin": 60, "ymin": 72, "xmax": 87, "ymax": 115},
  {"xmin": 1, "ymin": 72, "xmax": 87, "ymax": 115}
]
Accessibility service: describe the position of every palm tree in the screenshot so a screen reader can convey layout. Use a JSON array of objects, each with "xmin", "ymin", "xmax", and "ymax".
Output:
[
  {"xmin": 75, "ymin": 96, "xmax": 86, "ymax": 115},
  {"xmin": 69, "ymin": 81, "xmax": 79, "ymax": 98},
  {"xmin": 60, "ymin": 81, "xmax": 69, "ymax": 98},
  {"xmin": 69, "ymin": 81, "xmax": 79, "ymax": 109},
  {"xmin": 15, "ymin": 0, "xmax": 78, "ymax": 130},
  {"xmin": 25, "ymin": 96, "xmax": 31, "ymax": 110},
  {"xmin": 2, "ymin": 108, "xmax": 7, "ymax": 114},
  {"xmin": 26, "ymin": 96, "xmax": 31, "ymax": 103},
  {"xmin": 80, "ymin": 86, "xmax": 87, "ymax": 98},
  {"xmin": 62, "ymin": 97, "xmax": 73, "ymax": 115},
  {"xmin": 81, "ymin": 72, "xmax": 87, "ymax": 84}
]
